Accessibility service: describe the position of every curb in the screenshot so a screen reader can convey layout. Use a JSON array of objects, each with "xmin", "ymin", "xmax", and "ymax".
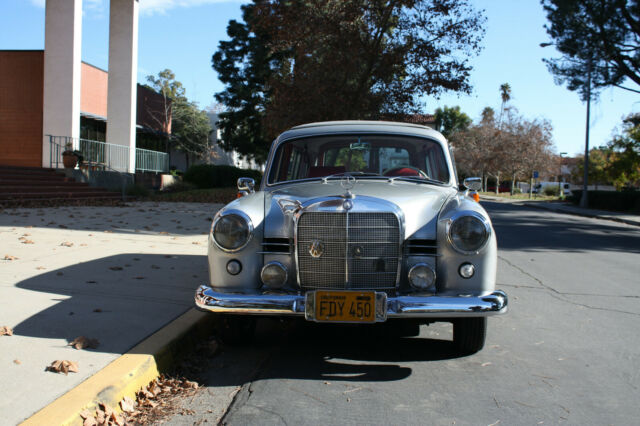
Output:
[
  {"xmin": 21, "ymin": 307, "xmax": 216, "ymax": 426},
  {"xmin": 520, "ymin": 202, "xmax": 640, "ymax": 227}
]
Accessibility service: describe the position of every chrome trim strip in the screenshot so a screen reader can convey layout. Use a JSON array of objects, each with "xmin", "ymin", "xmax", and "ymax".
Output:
[{"xmin": 195, "ymin": 286, "xmax": 508, "ymax": 318}]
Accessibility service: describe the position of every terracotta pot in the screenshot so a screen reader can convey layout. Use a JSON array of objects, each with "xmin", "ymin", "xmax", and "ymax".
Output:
[{"xmin": 62, "ymin": 152, "xmax": 77, "ymax": 169}]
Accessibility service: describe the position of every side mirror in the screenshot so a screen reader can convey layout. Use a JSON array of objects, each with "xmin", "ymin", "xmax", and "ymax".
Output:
[
  {"xmin": 237, "ymin": 177, "xmax": 255, "ymax": 193},
  {"xmin": 462, "ymin": 177, "xmax": 482, "ymax": 191}
]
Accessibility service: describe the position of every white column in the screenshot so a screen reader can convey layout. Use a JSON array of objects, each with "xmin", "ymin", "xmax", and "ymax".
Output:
[
  {"xmin": 107, "ymin": 0, "xmax": 139, "ymax": 173},
  {"xmin": 42, "ymin": 0, "xmax": 82, "ymax": 168}
]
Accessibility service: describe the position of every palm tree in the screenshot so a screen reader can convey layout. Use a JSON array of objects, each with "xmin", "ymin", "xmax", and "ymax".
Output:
[{"xmin": 499, "ymin": 83, "xmax": 511, "ymax": 127}]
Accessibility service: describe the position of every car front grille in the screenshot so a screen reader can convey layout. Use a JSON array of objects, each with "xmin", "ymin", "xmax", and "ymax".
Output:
[{"xmin": 296, "ymin": 211, "xmax": 400, "ymax": 290}]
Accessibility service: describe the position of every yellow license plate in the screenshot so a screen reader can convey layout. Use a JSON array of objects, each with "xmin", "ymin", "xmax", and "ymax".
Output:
[{"xmin": 315, "ymin": 291, "xmax": 376, "ymax": 323}]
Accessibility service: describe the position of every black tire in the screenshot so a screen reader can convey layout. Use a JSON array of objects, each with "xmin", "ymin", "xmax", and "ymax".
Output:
[
  {"xmin": 453, "ymin": 317, "xmax": 487, "ymax": 354},
  {"xmin": 217, "ymin": 315, "xmax": 256, "ymax": 345}
]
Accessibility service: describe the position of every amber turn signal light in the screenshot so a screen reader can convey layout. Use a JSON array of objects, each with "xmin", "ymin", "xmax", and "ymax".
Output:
[{"xmin": 471, "ymin": 192, "xmax": 480, "ymax": 202}]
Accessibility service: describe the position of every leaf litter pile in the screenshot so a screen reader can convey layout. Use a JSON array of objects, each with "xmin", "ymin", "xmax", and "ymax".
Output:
[
  {"xmin": 80, "ymin": 336, "xmax": 219, "ymax": 425},
  {"xmin": 80, "ymin": 376, "xmax": 200, "ymax": 426}
]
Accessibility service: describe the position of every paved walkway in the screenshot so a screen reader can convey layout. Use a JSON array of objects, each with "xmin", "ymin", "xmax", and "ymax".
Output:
[
  {"xmin": 0, "ymin": 202, "xmax": 222, "ymax": 425},
  {"xmin": 480, "ymin": 195, "xmax": 640, "ymax": 227}
]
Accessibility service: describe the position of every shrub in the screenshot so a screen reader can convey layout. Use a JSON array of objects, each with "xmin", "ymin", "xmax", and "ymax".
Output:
[
  {"xmin": 125, "ymin": 183, "xmax": 150, "ymax": 197},
  {"xmin": 543, "ymin": 186, "xmax": 560, "ymax": 196},
  {"xmin": 569, "ymin": 190, "xmax": 640, "ymax": 213},
  {"xmin": 184, "ymin": 164, "xmax": 263, "ymax": 189}
]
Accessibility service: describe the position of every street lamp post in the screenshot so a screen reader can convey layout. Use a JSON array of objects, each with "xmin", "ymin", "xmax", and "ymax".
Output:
[
  {"xmin": 558, "ymin": 152, "xmax": 567, "ymax": 199},
  {"xmin": 540, "ymin": 42, "xmax": 592, "ymax": 208},
  {"xmin": 580, "ymin": 57, "xmax": 592, "ymax": 208}
]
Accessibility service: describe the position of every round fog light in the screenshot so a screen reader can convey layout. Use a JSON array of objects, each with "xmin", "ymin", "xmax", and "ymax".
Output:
[
  {"xmin": 408, "ymin": 263, "xmax": 436, "ymax": 290},
  {"xmin": 459, "ymin": 263, "xmax": 475, "ymax": 279},
  {"xmin": 261, "ymin": 261, "xmax": 287, "ymax": 288},
  {"xmin": 226, "ymin": 260, "xmax": 242, "ymax": 275}
]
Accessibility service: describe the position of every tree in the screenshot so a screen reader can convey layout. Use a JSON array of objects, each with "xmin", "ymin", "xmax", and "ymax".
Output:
[
  {"xmin": 541, "ymin": 0, "xmax": 640, "ymax": 98},
  {"xmin": 213, "ymin": 0, "xmax": 486, "ymax": 161},
  {"xmin": 607, "ymin": 113, "xmax": 640, "ymax": 188},
  {"xmin": 146, "ymin": 69, "xmax": 212, "ymax": 167},
  {"xmin": 434, "ymin": 106, "xmax": 472, "ymax": 138}
]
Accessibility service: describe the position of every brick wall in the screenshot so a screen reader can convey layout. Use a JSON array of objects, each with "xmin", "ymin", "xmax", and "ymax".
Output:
[
  {"xmin": 80, "ymin": 62, "xmax": 108, "ymax": 118},
  {"xmin": 0, "ymin": 51, "xmax": 44, "ymax": 167}
]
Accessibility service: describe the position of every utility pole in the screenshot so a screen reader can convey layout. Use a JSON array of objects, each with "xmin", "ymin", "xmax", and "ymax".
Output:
[{"xmin": 580, "ymin": 57, "xmax": 592, "ymax": 208}]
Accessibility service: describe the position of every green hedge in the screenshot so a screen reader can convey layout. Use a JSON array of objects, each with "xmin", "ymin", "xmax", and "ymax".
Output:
[
  {"xmin": 568, "ymin": 190, "xmax": 640, "ymax": 213},
  {"xmin": 184, "ymin": 164, "xmax": 263, "ymax": 189}
]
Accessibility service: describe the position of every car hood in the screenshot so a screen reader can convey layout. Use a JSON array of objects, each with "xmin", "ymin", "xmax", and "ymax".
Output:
[{"xmin": 264, "ymin": 180, "xmax": 456, "ymax": 239}]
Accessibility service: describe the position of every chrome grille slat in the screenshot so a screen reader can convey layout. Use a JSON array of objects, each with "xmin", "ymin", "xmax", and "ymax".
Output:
[{"xmin": 297, "ymin": 211, "xmax": 400, "ymax": 290}]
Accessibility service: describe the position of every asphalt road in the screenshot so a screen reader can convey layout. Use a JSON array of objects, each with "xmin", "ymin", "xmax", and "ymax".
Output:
[{"xmin": 167, "ymin": 202, "xmax": 640, "ymax": 425}]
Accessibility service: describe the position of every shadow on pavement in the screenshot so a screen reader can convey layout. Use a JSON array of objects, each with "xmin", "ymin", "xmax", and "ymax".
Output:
[
  {"xmin": 0, "ymin": 202, "xmax": 219, "ymax": 236},
  {"xmin": 13, "ymin": 253, "xmax": 206, "ymax": 354},
  {"xmin": 483, "ymin": 201, "xmax": 640, "ymax": 253},
  {"xmin": 195, "ymin": 319, "xmax": 461, "ymax": 386}
]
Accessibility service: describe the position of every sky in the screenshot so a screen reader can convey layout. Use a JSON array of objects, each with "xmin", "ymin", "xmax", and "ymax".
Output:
[{"xmin": 1, "ymin": 0, "xmax": 639, "ymax": 157}]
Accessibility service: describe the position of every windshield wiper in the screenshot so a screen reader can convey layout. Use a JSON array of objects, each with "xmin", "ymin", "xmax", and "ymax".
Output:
[
  {"xmin": 321, "ymin": 171, "xmax": 383, "ymax": 183},
  {"xmin": 388, "ymin": 176, "xmax": 445, "ymax": 186}
]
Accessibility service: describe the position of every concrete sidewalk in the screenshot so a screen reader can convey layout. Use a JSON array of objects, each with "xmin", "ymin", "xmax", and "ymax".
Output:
[
  {"xmin": 0, "ymin": 201, "xmax": 222, "ymax": 425},
  {"xmin": 480, "ymin": 194, "xmax": 640, "ymax": 227}
]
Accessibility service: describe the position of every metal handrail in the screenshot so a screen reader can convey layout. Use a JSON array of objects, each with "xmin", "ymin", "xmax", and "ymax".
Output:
[{"xmin": 48, "ymin": 135, "xmax": 129, "ymax": 201}]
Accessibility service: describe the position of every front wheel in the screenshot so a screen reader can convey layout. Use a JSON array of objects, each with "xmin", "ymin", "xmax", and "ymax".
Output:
[{"xmin": 453, "ymin": 317, "xmax": 487, "ymax": 354}]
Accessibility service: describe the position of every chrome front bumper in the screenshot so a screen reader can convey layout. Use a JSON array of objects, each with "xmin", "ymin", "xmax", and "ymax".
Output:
[{"xmin": 195, "ymin": 285, "xmax": 508, "ymax": 320}]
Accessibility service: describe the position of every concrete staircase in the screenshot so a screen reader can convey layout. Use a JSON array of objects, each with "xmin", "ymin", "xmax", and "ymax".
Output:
[{"xmin": 0, "ymin": 165, "xmax": 122, "ymax": 204}]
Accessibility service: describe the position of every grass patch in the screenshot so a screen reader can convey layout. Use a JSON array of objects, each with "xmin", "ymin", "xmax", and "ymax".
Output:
[
  {"xmin": 479, "ymin": 192, "xmax": 562, "ymax": 201},
  {"xmin": 147, "ymin": 188, "xmax": 238, "ymax": 204}
]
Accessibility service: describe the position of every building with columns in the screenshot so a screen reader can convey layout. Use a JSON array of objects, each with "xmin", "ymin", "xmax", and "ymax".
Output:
[{"xmin": 0, "ymin": 0, "xmax": 168, "ymax": 174}]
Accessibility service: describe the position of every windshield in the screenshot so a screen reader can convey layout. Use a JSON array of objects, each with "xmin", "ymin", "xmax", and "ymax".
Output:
[{"xmin": 268, "ymin": 134, "xmax": 450, "ymax": 184}]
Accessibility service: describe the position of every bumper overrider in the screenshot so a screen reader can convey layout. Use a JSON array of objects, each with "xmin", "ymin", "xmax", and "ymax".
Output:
[{"xmin": 195, "ymin": 285, "xmax": 508, "ymax": 321}]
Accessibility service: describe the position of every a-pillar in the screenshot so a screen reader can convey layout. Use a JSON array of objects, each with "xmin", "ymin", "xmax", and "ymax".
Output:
[
  {"xmin": 42, "ymin": 0, "xmax": 82, "ymax": 168},
  {"xmin": 107, "ymin": 0, "xmax": 139, "ymax": 173}
]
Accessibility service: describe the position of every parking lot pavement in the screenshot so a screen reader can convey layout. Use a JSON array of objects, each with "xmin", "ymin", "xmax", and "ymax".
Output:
[{"xmin": 0, "ymin": 201, "xmax": 222, "ymax": 425}]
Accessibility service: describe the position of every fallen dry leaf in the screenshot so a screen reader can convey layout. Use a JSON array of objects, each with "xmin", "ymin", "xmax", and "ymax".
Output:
[
  {"xmin": 93, "ymin": 308, "xmax": 102, "ymax": 313},
  {"xmin": 36, "ymin": 266, "xmax": 46, "ymax": 270},
  {"xmin": 3, "ymin": 255, "xmax": 18, "ymax": 261},
  {"xmin": 134, "ymin": 276, "xmax": 145, "ymax": 280},
  {"xmin": 120, "ymin": 396, "xmax": 135, "ymax": 413},
  {"xmin": 0, "ymin": 326, "xmax": 13, "ymax": 336},
  {"xmin": 109, "ymin": 266, "xmax": 123, "ymax": 271},
  {"xmin": 60, "ymin": 241, "xmax": 74, "ymax": 247},
  {"xmin": 22, "ymin": 240, "xmax": 35, "ymax": 244},
  {"xmin": 46, "ymin": 360, "xmax": 79, "ymax": 375},
  {"xmin": 68, "ymin": 336, "xmax": 100, "ymax": 350},
  {"xmin": 13, "ymin": 359, "xmax": 21, "ymax": 364}
]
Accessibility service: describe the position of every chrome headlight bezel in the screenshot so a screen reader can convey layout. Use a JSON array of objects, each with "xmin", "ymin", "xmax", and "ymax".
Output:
[
  {"xmin": 212, "ymin": 210, "xmax": 253, "ymax": 252},
  {"xmin": 446, "ymin": 211, "xmax": 491, "ymax": 255},
  {"xmin": 408, "ymin": 263, "xmax": 436, "ymax": 290},
  {"xmin": 260, "ymin": 261, "xmax": 288, "ymax": 288}
]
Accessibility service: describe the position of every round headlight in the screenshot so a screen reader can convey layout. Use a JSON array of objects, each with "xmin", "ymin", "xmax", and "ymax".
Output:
[
  {"xmin": 408, "ymin": 263, "xmax": 436, "ymax": 290},
  {"xmin": 213, "ymin": 212, "xmax": 252, "ymax": 252},
  {"xmin": 448, "ymin": 214, "xmax": 490, "ymax": 254},
  {"xmin": 261, "ymin": 262, "xmax": 287, "ymax": 288}
]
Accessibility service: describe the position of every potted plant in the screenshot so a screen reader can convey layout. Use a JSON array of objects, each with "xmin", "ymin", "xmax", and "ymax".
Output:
[{"xmin": 62, "ymin": 141, "xmax": 78, "ymax": 169}]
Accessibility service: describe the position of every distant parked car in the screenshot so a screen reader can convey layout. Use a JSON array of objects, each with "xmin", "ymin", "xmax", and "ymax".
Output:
[
  {"xmin": 486, "ymin": 183, "xmax": 512, "ymax": 193},
  {"xmin": 533, "ymin": 182, "xmax": 571, "ymax": 196},
  {"xmin": 195, "ymin": 121, "xmax": 508, "ymax": 354}
]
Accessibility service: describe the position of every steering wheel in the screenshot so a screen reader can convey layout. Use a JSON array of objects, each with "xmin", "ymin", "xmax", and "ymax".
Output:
[{"xmin": 383, "ymin": 166, "xmax": 428, "ymax": 179}]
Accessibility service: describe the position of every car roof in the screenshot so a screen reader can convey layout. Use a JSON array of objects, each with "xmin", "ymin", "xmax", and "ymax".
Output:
[{"xmin": 277, "ymin": 120, "xmax": 447, "ymax": 144}]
